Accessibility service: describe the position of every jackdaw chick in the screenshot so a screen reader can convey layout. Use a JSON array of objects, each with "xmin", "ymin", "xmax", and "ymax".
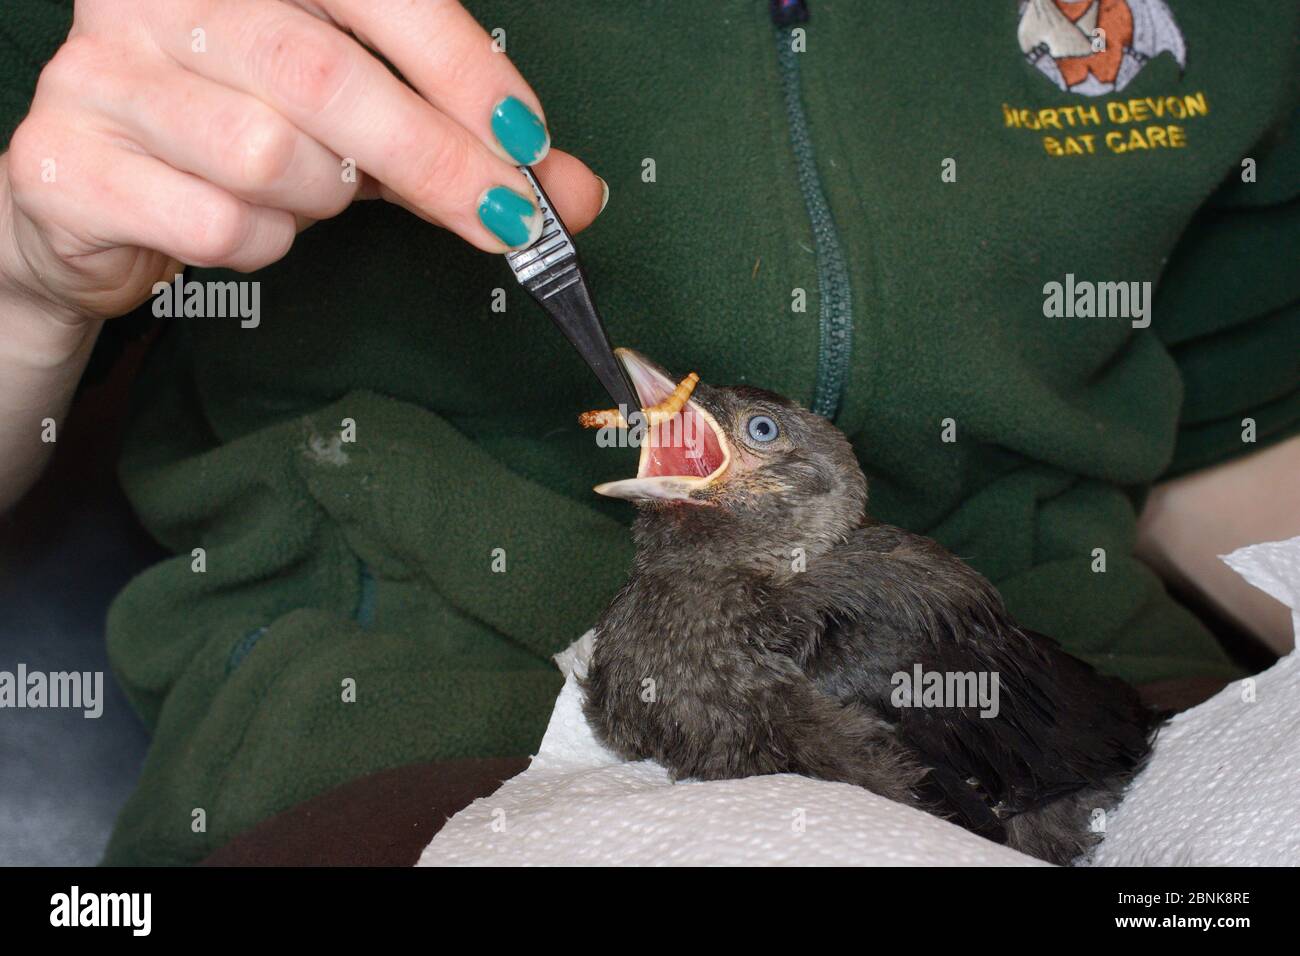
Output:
[{"xmin": 580, "ymin": 349, "xmax": 1157, "ymax": 865}]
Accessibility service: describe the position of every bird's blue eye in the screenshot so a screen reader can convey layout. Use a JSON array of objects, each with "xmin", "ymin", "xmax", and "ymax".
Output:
[{"xmin": 746, "ymin": 415, "xmax": 779, "ymax": 443}]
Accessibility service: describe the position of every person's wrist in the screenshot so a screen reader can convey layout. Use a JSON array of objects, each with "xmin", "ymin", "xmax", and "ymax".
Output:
[
  {"xmin": 0, "ymin": 159, "xmax": 100, "ymax": 370},
  {"xmin": 0, "ymin": 282, "xmax": 100, "ymax": 373}
]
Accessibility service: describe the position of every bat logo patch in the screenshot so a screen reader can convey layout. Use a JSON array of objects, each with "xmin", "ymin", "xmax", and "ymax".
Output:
[{"xmin": 1018, "ymin": 0, "xmax": 1187, "ymax": 96}]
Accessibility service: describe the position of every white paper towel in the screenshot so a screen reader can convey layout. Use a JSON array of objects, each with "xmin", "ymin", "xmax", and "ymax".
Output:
[
  {"xmin": 418, "ymin": 632, "xmax": 1042, "ymax": 866},
  {"xmin": 1089, "ymin": 535, "xmax": 1300, "ymax": 865},
  {"xmin": 418, "ymin": 537, "xmax": 1300, "ymax": 867},
  {"xmin": 1220, "ymin": 535, "xmax": 1300, "ymax": 645}
]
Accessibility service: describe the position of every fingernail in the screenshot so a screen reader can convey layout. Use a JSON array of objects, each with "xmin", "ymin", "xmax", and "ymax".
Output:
[
  {"xmin": 491, "ymin": 95, "xmax": 550, "ymax": 165},
  {"xmin": 478, "ymin": 185, "xmax": 542, "ymax": 248},
  {"xmin": 597, "ymin": 176, "xmax": 609, "ymax": 214}
]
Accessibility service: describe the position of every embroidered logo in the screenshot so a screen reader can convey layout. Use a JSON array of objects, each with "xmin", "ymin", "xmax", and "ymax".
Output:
[{"xmin": 1017, "ymin": 0, "xmax": 1186, "ymax": 96}]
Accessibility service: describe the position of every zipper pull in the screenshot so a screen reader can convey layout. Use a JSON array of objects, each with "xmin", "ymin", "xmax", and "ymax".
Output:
[{"xmin": 770, "ymin": 0, "xmax": 810, "ymax": 27}]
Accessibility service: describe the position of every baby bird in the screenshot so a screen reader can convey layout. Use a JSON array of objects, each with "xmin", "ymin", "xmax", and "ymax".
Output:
[{"xmin": 581, "ymin": 349, "xmax": 1156, "ymax": 865}]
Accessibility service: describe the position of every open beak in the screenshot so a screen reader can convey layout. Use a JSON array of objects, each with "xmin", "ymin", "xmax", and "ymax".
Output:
[{"xmin": 580, "ymin": 349, "xmax": 731, "ymax": 502}]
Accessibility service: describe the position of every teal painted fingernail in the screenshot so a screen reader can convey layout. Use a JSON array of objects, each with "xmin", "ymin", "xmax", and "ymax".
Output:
[
  {"xmin": 491, "ymin": 96, "xmax": 550, "ymax": 165},
  {"xmin": 478, "ymin": 185, "xmax": 540, "ymax": 248}
]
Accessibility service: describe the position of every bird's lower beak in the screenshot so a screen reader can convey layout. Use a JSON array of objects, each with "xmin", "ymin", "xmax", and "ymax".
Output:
[{"xmin": 581, "ymin": 349, "xmax": 730, "ymax": 502}]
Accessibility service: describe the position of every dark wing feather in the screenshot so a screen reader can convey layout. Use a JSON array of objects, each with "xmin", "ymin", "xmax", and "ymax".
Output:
[
  {"xmin": 894, "ymin": 618, "xmax": 1154, "ymax": 818},
  {"xmin": 789, "ymin": 523, "xmax": 1154, "ymax": 830}
]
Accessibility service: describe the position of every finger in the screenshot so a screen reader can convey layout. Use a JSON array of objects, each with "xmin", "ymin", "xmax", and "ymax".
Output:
[
  {"xmin": 69, "ymin": 59, "xmax": 355, "ymax": 221},
  {"xmin": 533, "ymin": 150, "xmax": 607, "ymax": 235},
  {"xmin": 13, "ymin": 117, "xmax": 296, "ymax": 272},
  {"xmin": 377, "ymin": 147, "xmax": 605, "ymax": 235},
  {"xmin": 148, "ymin": 1, "xmax": 544, "ymax": 251},
  {"xmin": 318, "ymin": 0, "xmax": 550, "ymax": 166}
]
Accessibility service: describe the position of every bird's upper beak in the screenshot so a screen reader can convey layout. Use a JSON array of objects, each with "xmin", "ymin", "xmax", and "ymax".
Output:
[{"xmin": 581, "ymin": 349, "xmax": 731, "ymax": 502}]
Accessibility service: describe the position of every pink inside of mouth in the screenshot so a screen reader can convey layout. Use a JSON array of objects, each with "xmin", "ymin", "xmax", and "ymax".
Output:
[
  {"xmin": 623, "ymin": 361, "xmax": 726, "ymax": 480},
  {"xmin": 642, "ymin": 408, "xmax": 725, "ymax": 479}
]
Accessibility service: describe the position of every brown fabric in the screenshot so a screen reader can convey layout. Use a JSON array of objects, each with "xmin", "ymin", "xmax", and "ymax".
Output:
[
  {"xmin": 202, "ymin": 677, "xmax": 1228, "ymax": 866},
  {"xmin": 200, "ymin": 756, "xmax": 528, "ymax": 867},
  {"xmin": 1137, "ymin": 676, "xmax": 1231, "ymax": 715}
]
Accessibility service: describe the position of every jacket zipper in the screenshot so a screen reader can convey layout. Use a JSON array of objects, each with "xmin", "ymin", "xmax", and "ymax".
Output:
[{"xmin": 771, "ymin": 2, "xmax": 853, "ymax": 421}]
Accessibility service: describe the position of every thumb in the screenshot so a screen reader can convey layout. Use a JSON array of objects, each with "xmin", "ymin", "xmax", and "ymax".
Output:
[{"xmin": 531, "ymin": 149, "xmax": 607, "ymax": 236}]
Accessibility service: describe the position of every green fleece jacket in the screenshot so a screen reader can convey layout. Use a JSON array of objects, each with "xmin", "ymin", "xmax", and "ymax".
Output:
[{"xmin": 2, "ymin": 1, "xmax": 1297, "ymax": 865}]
